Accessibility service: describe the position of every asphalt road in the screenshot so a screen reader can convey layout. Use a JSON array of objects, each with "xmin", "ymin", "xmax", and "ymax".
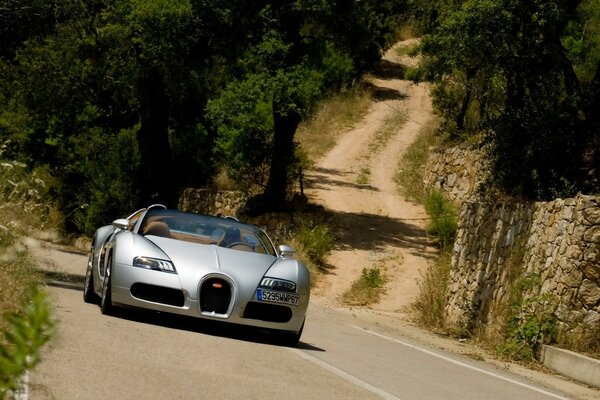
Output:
[{"xmin": 28, "ymin": 243, "xmax": 597, "ymax": 400}]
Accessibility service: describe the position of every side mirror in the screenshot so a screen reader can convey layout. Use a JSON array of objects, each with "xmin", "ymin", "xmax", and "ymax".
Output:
[
  {"xmin": 278, "ymin": 245, "xmax": 295, "ymax": 258},
  {"xmin": 112, "ymin": 218, "xmax": 130, "ymax": 231}
]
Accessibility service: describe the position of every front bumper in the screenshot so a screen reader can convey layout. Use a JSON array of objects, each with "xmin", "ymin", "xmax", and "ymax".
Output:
[{"xmin": 110, "ymin": 262, "xmax": 308, "ymax": 333}]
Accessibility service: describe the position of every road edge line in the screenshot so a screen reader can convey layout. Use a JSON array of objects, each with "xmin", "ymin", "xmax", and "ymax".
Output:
[
  {"xmin": 351, "ymin": 325, "xmax": 571, "ymax": 400},
  {"xmin": 288, "ymin": 347, "xmax": 401, "ymax": 400}
]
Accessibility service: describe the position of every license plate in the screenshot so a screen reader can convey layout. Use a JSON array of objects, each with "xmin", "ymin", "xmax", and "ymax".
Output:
[{"xmin": 256, "ymin": 289, "xmax": 299, "ymax": 306}]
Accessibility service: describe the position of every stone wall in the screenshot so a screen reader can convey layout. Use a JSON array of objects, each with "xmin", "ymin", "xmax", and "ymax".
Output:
[
  {"xmin": 424, "ymin": 145, "xmax": 488, "ymax": 204},
  {"xmin": 447, "ymin": 196, "xmax": 600, "ymax": 332},
  {"xmin": 178, "ymin": 188, "xmax": 249, "ymax": 217},
  {"xmin": 426, "ymin": 145, "xmax": 600, "ymax": 336}
]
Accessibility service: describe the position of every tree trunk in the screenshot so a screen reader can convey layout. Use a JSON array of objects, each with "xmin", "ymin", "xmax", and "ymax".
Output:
[
  {"xmin": 136, "ymin": 66, "xmax": 175, "ymax": 206},
  {"xmin": 263, "ymin": 101, "xmax": 301, "ymax": 210}
]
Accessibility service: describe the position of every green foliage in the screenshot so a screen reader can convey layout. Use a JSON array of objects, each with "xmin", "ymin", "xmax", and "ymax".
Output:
[
  {"xmin": 206, "ymin": 75, "xmax": 276, "ymax": 190},
  {"xmin": 563, "ymin": 0, "xmax": 600, "ymax": 83},
  {"xmin": 342, "ymin": 267, "xmax": 387, "ymax": 306},
  {"xmin": 0, "ymin": 287, "xmax": 54, "ymax": 397},
  {"xmin": 292, "ymin": 223, "xmax": 335, "ymax": 267},
  {"xmin": 497, "ymin": 274, "xmax": 558, "ymax": 361},
  {"xmin": 0, "ymin": 0, "xmax": 408, "ymax": 228},
  {"xmin": 424, "ymin": 189, "xmax": 457, "ymax": 251},
  {"xmin": 395, "ymin": 118, "xmax": 442, "ymax": 202},
  {"xmin": 413, "ymin": 0, "xmax": 600, "ymax": 199}
]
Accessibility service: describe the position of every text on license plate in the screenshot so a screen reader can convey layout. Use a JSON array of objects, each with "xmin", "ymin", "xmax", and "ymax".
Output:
[{"xmin": 256, "ymin": 289, "xmax": 299, "ymax": 306}]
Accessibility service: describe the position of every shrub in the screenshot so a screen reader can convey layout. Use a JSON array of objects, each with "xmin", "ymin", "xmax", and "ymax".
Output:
[
  {"xmin": 293, "ymin": 223, "xmax": 335, "ymax": 267},
  {"xmin": 424, "ymin": 189, "xmax": 457, "ymax": 251},
  {"xmin": 496, "ymin": 273, "xmax": 558, "ymax": 361},
  {"xmin": 0, "ymin": 287, "xmax": 54, "ymax": 397},
  {"xmin": 342, "ymin": 267, "xmax": 387, "ymax": 306}
]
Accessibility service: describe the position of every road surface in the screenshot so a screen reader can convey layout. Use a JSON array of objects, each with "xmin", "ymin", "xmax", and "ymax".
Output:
[{"xmin": 27, "ymin": 243, "xmax": 599, "ymax": 400}]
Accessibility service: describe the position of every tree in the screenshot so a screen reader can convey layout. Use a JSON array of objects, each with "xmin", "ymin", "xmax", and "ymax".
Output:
[
  {"xmin": 208, "ymin": 0, "xmax": 402, "ymax": 210},
  {"xmin": 413, "ymin": 0, "xmax": 597, "ymax": 198}
]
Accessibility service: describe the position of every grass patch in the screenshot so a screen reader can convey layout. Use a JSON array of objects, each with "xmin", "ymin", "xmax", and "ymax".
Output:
[
  {"xmin": 356, "ymin": 166, "xmax": 370, "ymax": 185},
  {"xmin": 341, "ymin": 267, "xmax": 387, "ymax": 306},
  {"xmin": 412, "ymin": 252, "xmax": 451, "ymax": 329},
  {"xmin": 395, "ymin": 117, "xmax": 442, "ymax": 202},
  {"xmin": 424, "ymin": 189, "xmax": 457, "ymax": 252},
  {"xmin": 394, "ymin": 44, "xmax": 418, "ymax": 58},
  {"xmin": 285, "ymin": 221, "xmax": 335, "ymax": 286},
  {"xmin": 557, "ymin": 322, "xmax": 600, "ymax": 360},
  {"xmin": 296, "ymin": 84, "xmax": 372, "ymax": 164},
  {"xmin": 367, "ymin": 111, "xmax": 407, "ymax": 156}
]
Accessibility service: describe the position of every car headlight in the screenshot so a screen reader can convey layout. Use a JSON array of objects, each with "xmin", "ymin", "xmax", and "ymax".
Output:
[
  {"xmin": 259, "ymin": 277, "xmax": 296, "ymax": 293},
  {"xmin": 132, "ymin": 256, "xmax": 176, "ymax": 273}
]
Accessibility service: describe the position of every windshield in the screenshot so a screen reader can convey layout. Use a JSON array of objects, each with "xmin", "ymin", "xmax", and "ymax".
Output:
[{"xmin": 138, "ymin": 209, "xmax": 277, "ymax": 256}]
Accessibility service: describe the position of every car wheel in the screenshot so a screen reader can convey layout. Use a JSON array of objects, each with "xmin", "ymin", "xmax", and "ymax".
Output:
[
  {"xmin": 100, "ymin": 254, "xmax": 115, "ymax": 315},
  {"xmin": 277, "ymin": 320, "xmax": 304, "ymax": 347},
  {"xmin": 83, "ymin": 255, "xmax": 100, "ymax": 304}
]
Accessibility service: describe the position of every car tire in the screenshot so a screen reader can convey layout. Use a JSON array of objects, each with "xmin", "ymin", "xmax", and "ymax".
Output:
[
  {"xmin": 100, "ymin": 254, "xmax": 115, "ymax": 315},
  {"xmin": 277, "ymin": 320, "xmax": 304, "ymax": 347},
  {"xmin": 83, "ymin": 255, "xmax": 100, "ymax": 304}
]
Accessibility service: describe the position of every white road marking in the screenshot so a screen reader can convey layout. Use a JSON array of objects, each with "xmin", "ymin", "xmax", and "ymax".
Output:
[
  {"xmin": 351, "ymin": 325, "xmax": 572, "ymax": 400},
  {"xmin": 288, "ymin": 347, "xmax": 402, "ymax": 400}
]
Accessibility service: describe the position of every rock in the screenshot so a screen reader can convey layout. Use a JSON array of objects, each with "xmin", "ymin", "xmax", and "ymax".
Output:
[{"xmin": 578, "ymin": 279, "xmax": 600, "ymax": 306}]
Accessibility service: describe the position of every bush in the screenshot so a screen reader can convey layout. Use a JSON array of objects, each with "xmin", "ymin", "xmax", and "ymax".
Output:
[
  {"xmin": 496, "ymin": 273, "xmax": 558, "ymax": 361},
  {"xmin": 342, "ymin": 267, "xmax": 387, "ymax": 306},
  {"xmin": 0, "ymin": 287, "xmax": 54, "ymax": 398},
  {"xmin": 293, "ymin": 223, "xmax": 335, "ymax": 267},
  {"xmin": 424, "ymin": 189, "xmax": 457, "ymax": 251}
]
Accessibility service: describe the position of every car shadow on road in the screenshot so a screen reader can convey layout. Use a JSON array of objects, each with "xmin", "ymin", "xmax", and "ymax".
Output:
[{"xmin": 109, "ymin": 307, "xmax": 326, "ymax": 351}]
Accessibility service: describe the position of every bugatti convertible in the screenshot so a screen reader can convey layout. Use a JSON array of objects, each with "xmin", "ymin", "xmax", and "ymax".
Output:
[{"xmin": 83, "ymin": 204, "xmax": 310, "ymax": 345}]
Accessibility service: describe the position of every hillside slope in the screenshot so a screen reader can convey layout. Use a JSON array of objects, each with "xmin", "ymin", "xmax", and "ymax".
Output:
[{"xmin": 305, "ymin": 39, "xmax": 437, "ymax": 318}]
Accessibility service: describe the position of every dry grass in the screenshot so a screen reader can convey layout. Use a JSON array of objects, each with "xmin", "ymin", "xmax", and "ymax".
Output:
[
  {"xmin": 0, "ymin": 161, "xmax": 59, "ymax": 331},
  {"xmin": 412, "ymin": 252, "xmax": 451, "ymax": 329},
  {"xmin": 296, "ymin": 84, "xmax": 372, "ymax": 164},
  {"xmin": 367, "ymin": 110, "xmax": 407, "ymax": 156},
  {"xmin": 557, "ymin": 324, "xmax": 600, "ymax": 360},
  {"xmin": 0, "ymin": 231, "xmax": 39, "ymax": 333},
  {"xmin": 395, "ymin": 117, "xmax": 442, "ymax": 202},
  {"xmin": 341, "ymin": 266, "xmax": 387, "ymax": 306}
]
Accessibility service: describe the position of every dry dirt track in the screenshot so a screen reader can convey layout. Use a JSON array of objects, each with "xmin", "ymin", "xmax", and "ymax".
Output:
[{"xmin": 305, "ymin": 40, "xmax": 436, "ymax": 316}]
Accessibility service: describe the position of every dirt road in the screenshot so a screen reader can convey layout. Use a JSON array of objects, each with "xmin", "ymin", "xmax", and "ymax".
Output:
[{"xmin": 305, "ymin": 39, "xmax": 436, "ymax": 316}]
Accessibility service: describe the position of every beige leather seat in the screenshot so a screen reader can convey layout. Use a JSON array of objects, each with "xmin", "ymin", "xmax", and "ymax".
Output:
[{"xmin": 142, "ymin": 221, "xmax": 172, "ymax": 238}]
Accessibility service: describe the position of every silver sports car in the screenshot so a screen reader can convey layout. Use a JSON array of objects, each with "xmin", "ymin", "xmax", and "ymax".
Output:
[{"xmin": 83, "ymin": 204, "xmax": 310, "ymax": 345}]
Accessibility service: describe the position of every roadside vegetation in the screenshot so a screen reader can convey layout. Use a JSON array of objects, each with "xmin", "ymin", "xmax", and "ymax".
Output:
[
  {"xmin": 0, "ymin": 162, "xmax": 56, "ymax": 398},
  {"xmin": 399, "ymin": 0, "xmax": 600, "ymax": 364},
  {"xmin": 296, "ymin": 85, "xmax": 373, "ymax": 166},
  {"xmin": 285, "ymin": 221, "xmax": 336, "ymax": 287},
  {"xmin": 341, "ymin": 267, "xmax": 387, "ymax": 306}
]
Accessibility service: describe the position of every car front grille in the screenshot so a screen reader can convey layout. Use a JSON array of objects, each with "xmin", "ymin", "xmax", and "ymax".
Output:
[
  {"xmin": 130, "ymin": 283, "xmax": 185, "ymax": 307},
  {"xmin": 199, "ymin": 277, "xmax": 232, "ymax": 314},
  {"xmin": 243, "ymin": 301, "xmax": 292, "ymax": 323}
]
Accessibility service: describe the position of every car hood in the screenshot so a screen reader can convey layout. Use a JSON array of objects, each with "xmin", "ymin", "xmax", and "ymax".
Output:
[{"xmin": 145, "ymin": 236, "xmax": 277, "ymax": 300}]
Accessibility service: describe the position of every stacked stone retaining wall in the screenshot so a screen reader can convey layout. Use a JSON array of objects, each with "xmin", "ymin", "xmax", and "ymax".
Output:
[
  {"xmin": 426, "ymin": 146, "xmax": 600, "ymax": 337},
  {"xmin": 447, "ymin": 196, "xmax": 600, "ymax": 334}
]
